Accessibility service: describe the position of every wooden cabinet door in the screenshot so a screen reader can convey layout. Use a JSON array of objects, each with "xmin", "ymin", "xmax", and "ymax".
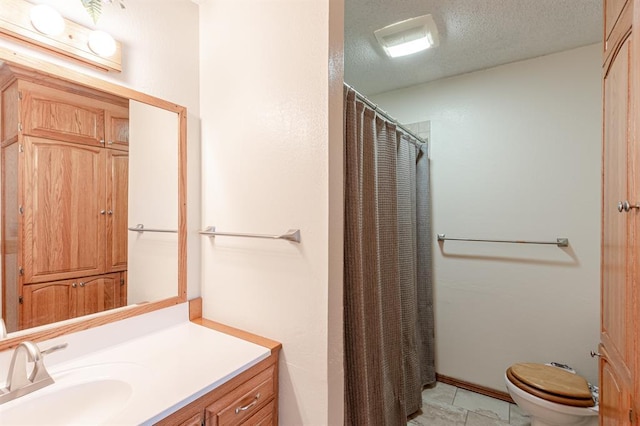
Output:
[
  {"xmin": 176, "ymin": 412, "xmax": 204, "ymax": 426},
  {"xmin": 21, "ymin": 82, "xmax": 105, "ymax": 147},
  {"xmin": 105, "ymin": 104, "xmax": 129, "ymax": 151},
  {"xmin": 120, "ymin": 271, "xmax": 128, "ymax": 307},
  {"xmin": 605, "ymin": 0, "xmax": 629, "ymax": 45},
  {"xmin": 77, "ymin": 273, "xmax": 123, "ymax": 317},
  {"xmin": 599, "ymin": 346, "xmax": 633, "ymax": 425},
  {"xmin": 22, "ymin": 136, "xmax": 106, "ymax": 283},
  {"xmin": 1, "ymin": 80, "xmax": 19, "ymax": 144},
  {"xmin": 21, "ymin": 279, "xmax": 77, "ymax": 329},
  {"xmin": 601, "ymin": 6, "xmax": 636, "ymax": 424},
  {"xmin": 2, "ymin": 142, "xmax": 20, "ymax": 332},
  {"xmin": 106, "ymin": 150, "xmax": 128, "ymax": 272}
]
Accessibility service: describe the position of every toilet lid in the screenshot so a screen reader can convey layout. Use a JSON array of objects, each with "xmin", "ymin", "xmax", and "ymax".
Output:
[{"xmin": 507, "ymin": 363, "xmax": 595, "ymax": 408}]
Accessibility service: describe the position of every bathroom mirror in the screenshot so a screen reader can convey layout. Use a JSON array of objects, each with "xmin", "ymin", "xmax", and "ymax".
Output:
[{"xmin": 0, "ymin": 46, "xmax": 187, "ymax": 350}]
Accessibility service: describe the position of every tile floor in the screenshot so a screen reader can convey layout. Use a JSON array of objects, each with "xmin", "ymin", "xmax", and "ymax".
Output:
[{"xmin": 408, "ymin": 382, "xmax": 531, "ymax": 426}]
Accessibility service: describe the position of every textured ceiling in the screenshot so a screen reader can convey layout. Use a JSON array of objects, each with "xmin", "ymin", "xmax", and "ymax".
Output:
[{"xmin": 345, "ymin": 0, "xmax": 603, "ymax": 96}]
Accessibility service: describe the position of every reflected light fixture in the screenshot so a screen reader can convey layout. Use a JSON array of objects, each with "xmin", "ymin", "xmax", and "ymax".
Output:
[
  {"xmin": 374, "ymin": 14, "xmax": 439, "ymax": 58},
  {"xmin": 30, "ymin": 4, "xmax": 65, "ymax": 36},
  {"xmin": 88, "ymin": 30, "xmax": 117, "ymax": 57}
]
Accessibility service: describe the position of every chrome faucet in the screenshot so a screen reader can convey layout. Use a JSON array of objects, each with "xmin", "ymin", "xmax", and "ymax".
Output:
[{"xmin": 0, "ymin": 341, "xmax": 67, "ymax": 404}]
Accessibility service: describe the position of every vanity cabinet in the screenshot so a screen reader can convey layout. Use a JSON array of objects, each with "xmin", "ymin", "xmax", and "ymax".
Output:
[
  {"xmin": 601, "ymin": 0, "xmax": 639, "ymax": 424},
  {"xmin": 0, "ymin": 64, "xmax": 129, "ymax": 332},
  {"xmin": 20, "ymin": 272, "xmax": 125, "ymax": 329},
  {"xmin": 156, "ymin": 354, "xmax": 278, "ymax": 426},
  {"xmin": 155, "ymin": 318, "xmax": 281, "ymax": 426}
]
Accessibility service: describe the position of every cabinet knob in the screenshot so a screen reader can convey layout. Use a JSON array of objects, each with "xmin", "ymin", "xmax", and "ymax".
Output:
[
  {"xmin": 108, "ymin": 140, "xmax": 113, "ymax": 145},
  {"xmin": 107, "ymin": 210, "xmax": 113, "ymax": 215},
  {"xmin": 590, "ymin": 350, "xmax": 602, "ymax": 358},
  {"xmin": 99, "ymin": 139, "xmax": 105, "ymax": 145},
  {"xmin": 72, "ymin": 283, "xmax": 77, "ymax": 288},
  {"xmin": 79, "ymin": 282, "xmax": 85, "ymax": 287},
  {"xmin": 100, "ymin": 210, "xmax": 106, "ymax": 215},
  {"xmin": 618, "ymin": 200, "xmax": 639, "ymax": 212}
]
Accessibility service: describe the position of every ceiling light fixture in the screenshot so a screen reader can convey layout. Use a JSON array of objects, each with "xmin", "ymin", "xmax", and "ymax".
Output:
[
  {"xmin": 374, "ymin": 14, "xmax": 439, "ymax": 58},
  {"xmin": 30, "ymin": 4, "xmax": 65, "ymax": 36},
  {"xmin": 88, "ymin": 30, "xmax": 117, "ymax": 57}
]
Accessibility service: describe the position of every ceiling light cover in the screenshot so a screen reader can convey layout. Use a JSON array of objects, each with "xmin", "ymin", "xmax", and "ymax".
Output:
[
  {"xmin": 88, "ymin": 30, "xmax": 117, "ymax": 57},
  {"xmin": 30, "ymin": 4, "xmax": 65, "ymax": 36},
  {"xmin": 374, "ymin": 14, "xmax": 439, "ymax": 58}
]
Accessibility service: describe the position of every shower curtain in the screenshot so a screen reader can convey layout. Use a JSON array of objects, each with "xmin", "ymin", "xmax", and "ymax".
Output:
[{"xmin": 343, "ymin": 87, "xmax": 435, "ymax": 425}]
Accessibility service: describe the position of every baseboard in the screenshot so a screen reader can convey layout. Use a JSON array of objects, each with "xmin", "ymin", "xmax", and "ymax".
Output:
[{"xmin": 436, "ymin": 373, "xmax": 514, "ymax": 404}]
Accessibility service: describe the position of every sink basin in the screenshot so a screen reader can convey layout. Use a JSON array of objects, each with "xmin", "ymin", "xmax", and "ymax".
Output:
[
  {"xmin": 0, "ymin": 362, "xmax": 145, "ymax": 425},
  {"xmin": 0, "ymin": 379, "xmax": 133, "ymax": 425}
]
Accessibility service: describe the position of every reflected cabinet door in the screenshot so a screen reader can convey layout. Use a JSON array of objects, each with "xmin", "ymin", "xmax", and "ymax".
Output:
[
  {"xmin": 106, "ymin": 149, "xmax": 128, "ymax": 272},
  {"xmin": 21, "ymin": 82, "xmax": 105, "ymax": 147},
  {"xmin": 22, "ymin": 136, "xmax": 106, "ymax": 283},
  {"xmin": 21, "ymin": 280, "xmax": 77, "ymax": 329},
  {"xmin": 77, "ymin": 273, "xmax": 124, "ymax": 317},
  {"xmin": 105, "ymin": 104, "xmax": 129, "ymax": 151}
]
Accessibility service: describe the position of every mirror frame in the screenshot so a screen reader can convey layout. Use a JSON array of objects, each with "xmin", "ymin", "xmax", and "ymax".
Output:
[{"xmin": 0, "ymin": 45, "xmax": 187, "ymax": 351}]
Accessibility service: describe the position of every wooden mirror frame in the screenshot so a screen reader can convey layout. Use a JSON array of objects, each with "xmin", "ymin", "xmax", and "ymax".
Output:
[{"xmin": 0, "ymin": 45, "xmax": 187, "ymax": 351}]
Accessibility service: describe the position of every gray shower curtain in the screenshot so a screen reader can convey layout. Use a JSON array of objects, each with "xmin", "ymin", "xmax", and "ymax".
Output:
[{"xmin": 343, "ymin": 87, "xmax": 435, "ymax": 425}]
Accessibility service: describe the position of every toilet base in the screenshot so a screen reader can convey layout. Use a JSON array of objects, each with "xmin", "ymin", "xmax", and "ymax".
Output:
[{"xmin": 528, "ymin": 415, "xmax": 597, "ymax": 426}]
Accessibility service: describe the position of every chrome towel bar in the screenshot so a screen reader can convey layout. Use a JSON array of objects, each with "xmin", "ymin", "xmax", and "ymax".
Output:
[
  {"xmin": 437, "ymin": 234, "xmax": 569, "ymax": 247},
  {"xmin": 128, "ymin": 224, "xmax": 177, "ymax": 233},
  {"xmin": 199, "ymin": 226, "xmax": 301, "ymax": 243}
]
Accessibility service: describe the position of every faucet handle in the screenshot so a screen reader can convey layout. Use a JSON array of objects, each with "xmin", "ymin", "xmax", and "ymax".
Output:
[{"xmin": 41, "ymin": 343, "xmax": 68, "ymax": 356}]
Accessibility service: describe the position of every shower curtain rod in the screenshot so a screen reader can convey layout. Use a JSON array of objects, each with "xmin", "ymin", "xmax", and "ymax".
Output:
[{"xmin": 344, "ymin": 82, "xmax": 428, "ymax": 145}]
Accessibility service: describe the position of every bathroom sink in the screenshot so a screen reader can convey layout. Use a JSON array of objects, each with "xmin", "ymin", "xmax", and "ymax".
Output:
[
  {"xmin": 0, "ymin": 379, "xmax": 133, "ymax": 425},
  {"xmin": 0, "ymin": 362, "xmax": 145, "ymax": 425}
]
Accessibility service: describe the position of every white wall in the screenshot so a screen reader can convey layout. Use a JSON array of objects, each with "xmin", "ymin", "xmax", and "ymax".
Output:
[
  {"xmin": 198, "ymin": 0, "xmax": 344, "ymax": 424},
  {"xmin": 371, "ymin": 44, "xmax": 602, "ymax": 391},
  {"xmin": 0, "ymin": 0, "xmax": 201, "ymax": 301},
  {"xmin": 128, "ymin": 101, "xmax": 179, "ymax": 304}
]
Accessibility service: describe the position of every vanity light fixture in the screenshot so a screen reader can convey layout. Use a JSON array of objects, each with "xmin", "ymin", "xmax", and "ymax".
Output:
[
  {"xmin": 0, "ymin": 0, "xmax": 122, "ymax": 71},
  {"xmin": 29, "ymin": 4, "xmax": 65, "ymax": 36},
  {"xmin": 88, "ymin": 30, "xmax": 116, "ymax": 57},
  {"xmin": 374, "ymin": 14, "xmax": 439, "ymax": 58}
]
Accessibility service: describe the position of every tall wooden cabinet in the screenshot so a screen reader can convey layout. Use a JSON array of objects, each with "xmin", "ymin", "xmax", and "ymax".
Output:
[
  {"xmin": 601, "ymin": 0, "xmax": 639, "ymax": 424},
  {"xmin": 0, "ymin": 64, "xmax": 129, "ymax": 332}
]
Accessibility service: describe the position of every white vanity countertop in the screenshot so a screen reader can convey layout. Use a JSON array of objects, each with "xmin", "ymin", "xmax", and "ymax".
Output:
[{"xmin": 0, "ymin": 304, "xmax": 271, "ymax": 425}]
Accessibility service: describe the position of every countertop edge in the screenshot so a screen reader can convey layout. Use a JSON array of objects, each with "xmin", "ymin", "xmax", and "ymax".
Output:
[
  {"xmin": 191, "ymin": 318, "xmax": 282, "ymax": 353},
  {"xmin": 188, "ymin": 298, "xmax": 282, "ymax": 352}
]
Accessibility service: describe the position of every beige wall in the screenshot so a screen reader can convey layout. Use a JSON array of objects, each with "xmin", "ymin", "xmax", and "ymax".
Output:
[
  {"xmin": 198, "ymin": 0, "xmax": 344, "ymax": 424},
  {"xmin": 371, "ymin": 44, "xmax": 602, "ymax": 391}
]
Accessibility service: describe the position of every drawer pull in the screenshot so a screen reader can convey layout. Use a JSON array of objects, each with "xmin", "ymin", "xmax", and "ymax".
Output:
[{"xmin": 235, "ymin": 392, "xmax": 260, "ymax": 415}]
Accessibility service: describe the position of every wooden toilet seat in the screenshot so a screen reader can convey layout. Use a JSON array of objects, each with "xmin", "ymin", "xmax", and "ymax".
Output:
[{"xmin": 506, "ymin": 363, "xmax": 595, "ymax": 408}]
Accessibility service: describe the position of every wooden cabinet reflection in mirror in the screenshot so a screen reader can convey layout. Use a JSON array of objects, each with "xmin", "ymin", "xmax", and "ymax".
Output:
[{"xmin": 0, "ymin": 63, "xmax": 129, "ymax": 332}]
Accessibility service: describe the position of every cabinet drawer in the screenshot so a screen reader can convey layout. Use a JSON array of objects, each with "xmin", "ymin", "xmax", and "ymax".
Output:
[{"xmin": 206, "ymin": 365, "xmax": 275, "ymax": 426}]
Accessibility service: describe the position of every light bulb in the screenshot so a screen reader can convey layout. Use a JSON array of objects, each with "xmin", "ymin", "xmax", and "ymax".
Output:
[
  {"xmin": 88, "ymin": 30, "xmax": 117, "ymax": 58},
  {"xmin": 30, "ymin": 5, "xmax": 65, "ymax": 36}
]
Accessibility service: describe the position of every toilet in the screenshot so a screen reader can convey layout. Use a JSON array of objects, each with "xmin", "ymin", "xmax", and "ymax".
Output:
[{"xmin": 504, "ymin": 363, "xmax": 598, "ymax": 426}]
